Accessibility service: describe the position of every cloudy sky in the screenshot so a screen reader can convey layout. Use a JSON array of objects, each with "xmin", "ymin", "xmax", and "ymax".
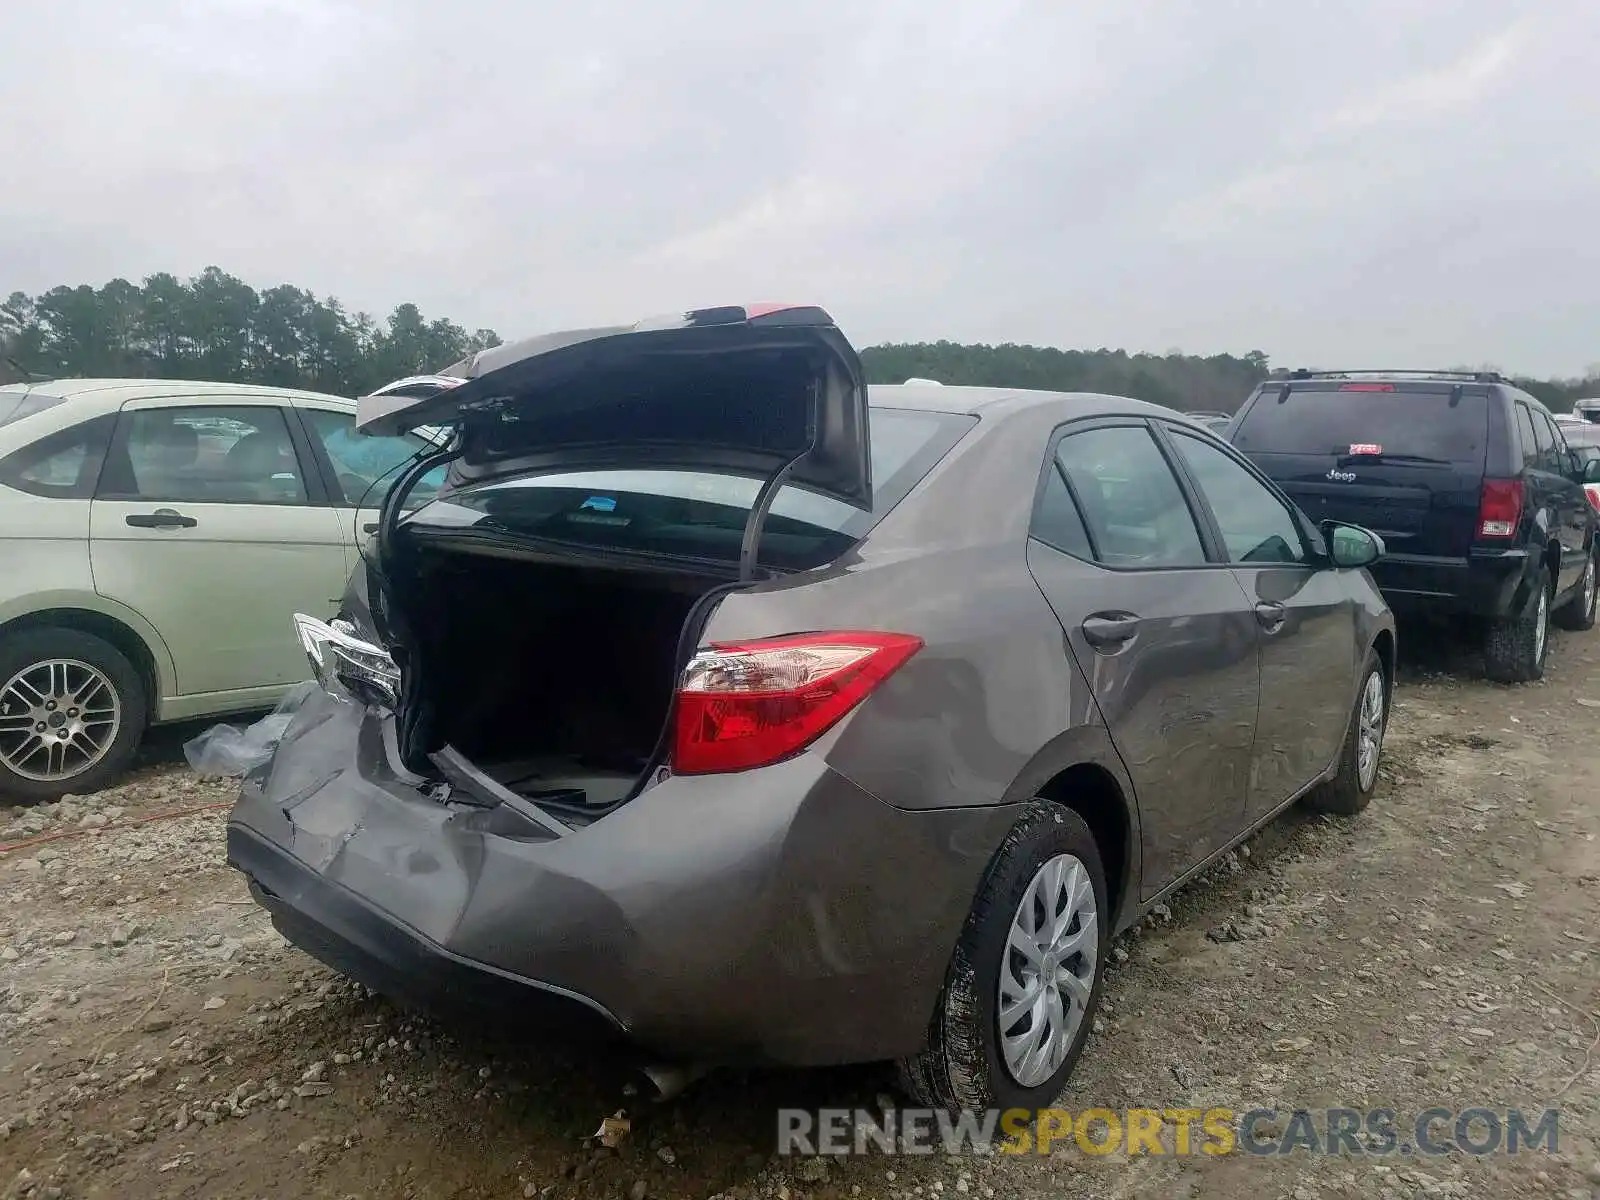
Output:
[{"xmin": 2, "ymin": 0, "xmax": 1597, "ymax": 375}]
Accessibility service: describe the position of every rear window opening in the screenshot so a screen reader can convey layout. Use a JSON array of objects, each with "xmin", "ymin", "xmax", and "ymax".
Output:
[
  {"xmin": 404, "ymin": 407, "xmax": 975, "ymax": 574},
  {"xmin": 1233, "ymin": 385, "xmax": 1488, "ymax": 464}
]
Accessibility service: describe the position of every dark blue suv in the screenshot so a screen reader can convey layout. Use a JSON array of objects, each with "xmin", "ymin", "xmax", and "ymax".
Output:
[{"xmin": 1227, "ymin": 370, "xmax": 1598, "ymax": 682}]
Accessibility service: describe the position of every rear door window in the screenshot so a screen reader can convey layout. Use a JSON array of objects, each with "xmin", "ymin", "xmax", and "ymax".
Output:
[
  {"xmin": 100, "ymin": 407, "xmax": 311, "ymax": 505},
  {"xmin": 1233, "ymin": 385, "xmax": 1488, "ymax": 464},
  {"xmin": 1051, "ymin": 424, "xmax": 1209, "ymax": 567}
]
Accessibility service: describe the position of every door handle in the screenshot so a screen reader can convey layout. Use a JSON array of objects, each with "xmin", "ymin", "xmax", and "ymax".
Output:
[
  {"xmin": 125, "ymin": 509, "xmax": 197, "ymax": 530},
  {"xmin": 1081, "ymin": 612, "xmax": 1141, "ymax": 650},
  {"xmin": 1254, "ymin": 601, "xmax": 1287, "ymax": 631},
  {"xmin": 363, "ymin": 521, "xmax": 379, "ymax": 534}
]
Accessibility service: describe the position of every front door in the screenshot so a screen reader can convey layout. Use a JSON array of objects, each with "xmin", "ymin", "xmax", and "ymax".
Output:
[
  {"xmin": 1025, "ymin": 420, "xmax": 1260, "ymax": 897},
  {"xmin": 88, "ymin": 400, "xmax": 349, "ymax": 707},
  {"xmin": 1161, "ymin": 425, "xmax": 1357, "ymax": 820}
]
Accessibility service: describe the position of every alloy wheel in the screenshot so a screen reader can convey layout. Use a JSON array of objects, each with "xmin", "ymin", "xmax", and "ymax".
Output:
[
  {"xmin": 1356, "ymin": 669, "xmax": 1385, "ymax": 792},
  {"xmin": 0, "ymin": 659, "xmax": 123, "ymax": 783},
  {"xmin": 998, "ymin": 852, "xmax": 1099, "ymax": 1087}
]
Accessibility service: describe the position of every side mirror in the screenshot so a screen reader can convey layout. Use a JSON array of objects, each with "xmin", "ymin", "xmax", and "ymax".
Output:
[
  {"xmin": 1583, "ymin": 460, "xmax": 1600, "ymax": 485},
  {"xmin": 1322, "ymin": 521, "xmax": 1385, "ymax": 569}
]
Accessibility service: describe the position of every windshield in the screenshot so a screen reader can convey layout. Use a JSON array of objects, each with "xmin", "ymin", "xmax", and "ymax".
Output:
[
  {"xmin": 0, "ymin": 390, "xmax": 66, "ymax": 430},
  {"xmin": 1232, "ymin": 385, "xmax": 1488, "ymax": 463},
  {"xmin": 405, "ymin": 407, "xmax": 975, "ymax": 570}
]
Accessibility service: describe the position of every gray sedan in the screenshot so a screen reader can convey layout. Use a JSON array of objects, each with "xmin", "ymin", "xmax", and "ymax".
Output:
[{"xmin": 228, "ymin": 305, "xmax": 1394, "ymax": 1113}]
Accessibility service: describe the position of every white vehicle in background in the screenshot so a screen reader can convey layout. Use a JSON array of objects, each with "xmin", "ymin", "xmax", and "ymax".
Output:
[{"xmin": 0, "ymin": 377, "xmax": 448, "ymax": 801}]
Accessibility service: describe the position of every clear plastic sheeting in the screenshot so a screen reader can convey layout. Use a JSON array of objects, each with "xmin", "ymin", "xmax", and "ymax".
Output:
[{"xmin": 183, "ymin": 682, "xmax": 318, "ymax": 778}]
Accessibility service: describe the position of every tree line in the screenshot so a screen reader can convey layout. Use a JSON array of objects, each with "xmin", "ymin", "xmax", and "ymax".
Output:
[{"xmin": 4, "ymin": 268, "xmax": 1597, "ymax": 412}]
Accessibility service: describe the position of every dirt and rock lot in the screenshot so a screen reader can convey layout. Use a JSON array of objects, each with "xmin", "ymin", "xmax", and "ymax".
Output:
[{"xmin": 3, "ymin": 631, "xmax": 1599, "ymax": 1200}]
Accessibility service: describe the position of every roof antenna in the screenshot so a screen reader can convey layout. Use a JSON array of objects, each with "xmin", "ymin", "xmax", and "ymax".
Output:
[{"xmin": 5, "ymin": 357, "xmax": 52, "ymax": 382}]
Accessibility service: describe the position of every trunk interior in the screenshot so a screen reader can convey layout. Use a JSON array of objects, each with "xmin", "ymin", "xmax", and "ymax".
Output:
[{"xmin": 391, "ymin": 539, "xmax": 733, "ymax": 813}]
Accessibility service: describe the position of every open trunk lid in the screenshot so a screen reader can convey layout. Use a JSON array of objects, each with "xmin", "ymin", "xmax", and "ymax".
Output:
[{"xmin": 357, "ymin": 304, "xmax": 872, "ymax": 510}]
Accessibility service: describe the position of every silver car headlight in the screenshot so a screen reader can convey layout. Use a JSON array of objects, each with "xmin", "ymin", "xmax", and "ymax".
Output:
[{"xmin": 294, "ymin": 613, "xmax": 401, "ymax": 708}]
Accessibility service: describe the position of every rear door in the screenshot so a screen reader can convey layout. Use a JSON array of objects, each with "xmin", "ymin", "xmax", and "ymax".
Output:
[
  {"xmin": 88, "ymin": 399, "xmax": 349, "ymax": 706},
  {"xmin": 1230, "ymin": 382, "xmax": 1488, "ymax": 561},
  {"xmin": 1025, "ymin": 419, "xmax": 1259, "ymax": 896}
]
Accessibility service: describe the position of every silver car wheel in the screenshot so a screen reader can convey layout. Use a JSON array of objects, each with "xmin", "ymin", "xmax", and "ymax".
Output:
[
  {"xmin": 998, "ymin": 852, "xmax": 1099, "ymax": 1088},
  {"xmin": 1356, "ymin": 668, "xmax": 1385, "ymax": 792},
  {"xmin": 0, "ymin": 658, "xmax": 123, "ymax": 783},
  {"xmin": 1584, "ymin": 556, "xmax": 1596, "ymax": 617}
]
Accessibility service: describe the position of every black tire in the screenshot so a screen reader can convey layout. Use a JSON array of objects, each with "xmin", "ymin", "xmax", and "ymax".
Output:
[
  {"xmin": 1306, "ymin": 650, "xmax": 1387, "ymax": 816},
  {"xmin": 0, "ymin": 628, "xmax": 147, "ymax": 804},
  {"xmin": 1483, "ymin": 565, "xmax": 1552, "ymax": 683},
  {"xmin": 1553, "ymin": 548, "xmax": 1598, "ymax": 632},
  {"xmin": 897, "ymin": 801, "xmax": 1109, "ymax": 1114}
]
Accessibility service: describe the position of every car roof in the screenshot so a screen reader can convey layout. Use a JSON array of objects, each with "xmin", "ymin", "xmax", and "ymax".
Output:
[
  {"xmin": 867, "ymin": 382, "xmax": 1184, "ymax": 422},
  {"xmin": 0, "ymin": 378, "xmax": 354, "ymax": 413}
]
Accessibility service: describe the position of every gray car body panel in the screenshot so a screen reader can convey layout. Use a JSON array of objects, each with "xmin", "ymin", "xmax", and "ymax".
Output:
[{"xmin": 229, "ymin": 384, "xmax": 1394, "ymax": 1067}]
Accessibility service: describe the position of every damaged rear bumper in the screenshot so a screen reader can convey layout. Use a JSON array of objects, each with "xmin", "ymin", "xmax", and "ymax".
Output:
[{"xmin": 226, "ymin": 687, "xmax": 1021, "ymax": 1067}]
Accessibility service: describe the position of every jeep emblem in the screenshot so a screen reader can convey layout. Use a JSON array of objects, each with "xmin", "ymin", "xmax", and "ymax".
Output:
[{"xmin": 1326, "ymin": 468, "xmax": 1357, "ymax": 483}]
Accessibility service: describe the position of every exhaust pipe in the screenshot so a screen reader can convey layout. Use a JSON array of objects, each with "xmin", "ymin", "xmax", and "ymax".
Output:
[{"xmin": 638, "ymin": 1062, "xmax": 708, "ymax": 1102}]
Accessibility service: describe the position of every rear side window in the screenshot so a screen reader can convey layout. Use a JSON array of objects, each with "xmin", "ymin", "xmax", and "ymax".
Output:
[
  {"xmin": 1514, "ymin": 405, "xmax": 1539, "ymax": 468},
  {"xmin": 0, "ymin": 390, "xmax": 68, "ymax": 430},
  {"xmin": 408, "ymin": 407, "xmax": 976, "ymax": 570},
  {"xmin": 1031, "ymin": 457, "xmax": 1094, "ymax": 559},
  {"xmin": 0, "ymin": 415, "xmax": 114, "ymax": 499},
  {"xmin": 1233, "ymin": 386, "xmax": 1488, "ymax": 464}
]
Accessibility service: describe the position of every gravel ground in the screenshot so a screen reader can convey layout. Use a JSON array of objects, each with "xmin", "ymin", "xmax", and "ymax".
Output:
[{"xmin": 2, "ymin": 630, "xmax": 1598, "ymax": 1200}]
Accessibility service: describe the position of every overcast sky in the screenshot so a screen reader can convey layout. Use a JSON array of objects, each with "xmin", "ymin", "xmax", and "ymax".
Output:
[{"xmin": 2, "ymin": 0, "xmax": 1597, "ymax": 375}]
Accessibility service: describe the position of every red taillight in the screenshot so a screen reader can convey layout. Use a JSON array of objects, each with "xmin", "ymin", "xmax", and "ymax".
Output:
[
  {"xmin": 1477, "ymin": 479, "xmax": 1524, "ymax": 539},
  {"xmin": 1340, "ymin": 383, "xmax": 1396, "ymax": 392},
  {"xmin": 670, "ymin": 631, "xmax": 923, "ymax": 775},
  {"xmin": 1585, "ymin": 485, "xmax": 1600, "ymax": 514}
]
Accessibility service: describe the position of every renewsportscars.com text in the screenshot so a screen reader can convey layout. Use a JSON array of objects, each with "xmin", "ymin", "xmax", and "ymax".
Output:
[{"xmin": 777, "ymin": 1106, "xmax": 1561, "ymax": 1158}]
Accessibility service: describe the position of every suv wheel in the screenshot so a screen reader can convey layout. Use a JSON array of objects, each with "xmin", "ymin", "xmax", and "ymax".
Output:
[
  {"xmin": 1483, "ymin": 566, "xmax": 1552, "ymax": 684},
  {"xmin": 0, "ymin": 628, "xmax": 147, "ymax": 803},
  {"xmin": 1553, "ymin": 548, "xmax": 1599, "ymax": 632},
  {"xmin": 1306, "ymin": 650, "xmax": 1387, "ymax": 816},
  {"xmin": 897, "ymin": 801, "xmax": 1108, "ymax": 1114}
]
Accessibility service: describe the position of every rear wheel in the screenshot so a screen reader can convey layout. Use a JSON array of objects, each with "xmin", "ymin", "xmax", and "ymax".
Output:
[
  {"xmin": 1483, "ymin": 566, "xmax": 1551, "ymax": 683},
  {"xmin": 1553, "ymin": 548, "xmax": 1598, "ymax": 632},
  {"xmin": 0, "ymin": 628, "xmax": 147, "ymax": 803},
  {"xmin": 897, "ymin": 802, "xmax": 1108, "ymax": 1114},
  {"xmin": 1306, "ymin": 651, "xmax": 1387, "ymax": 816}
]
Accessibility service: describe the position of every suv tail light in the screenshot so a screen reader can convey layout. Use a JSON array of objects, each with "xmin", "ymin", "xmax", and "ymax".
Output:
[
  {"xmin": 1477, "ymin": 479, "xmax": 1524, "ymax": 539},
  {"xmin": 1586, "ymin": 485, "xmax": 1600, "ymax": 515},
  {"xmin": 1339, "ymin": 383, "xmax": 1396, "ymax": 392},
  {"xmin": 671, "ymin": 631, "xmax": 923, "ymax": 775}
]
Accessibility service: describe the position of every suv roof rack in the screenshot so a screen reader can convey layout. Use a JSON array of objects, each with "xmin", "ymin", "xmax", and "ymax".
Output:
[{"xmin": 1284, "ymin": 368, "xmax": 1508, "ymax": 384}]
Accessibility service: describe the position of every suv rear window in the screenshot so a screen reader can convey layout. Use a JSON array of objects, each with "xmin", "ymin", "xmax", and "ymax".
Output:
[
  {"xmin": 1232, "ymin": 385, "xmax": 1488, "ymax": 463},
  {"xmin": 0, "ymin": 390, "xmax": 67, "ymax": 430},
  {"xmin": 405, "ymin": 407, "xmax": 975, "ymax": 570}
]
